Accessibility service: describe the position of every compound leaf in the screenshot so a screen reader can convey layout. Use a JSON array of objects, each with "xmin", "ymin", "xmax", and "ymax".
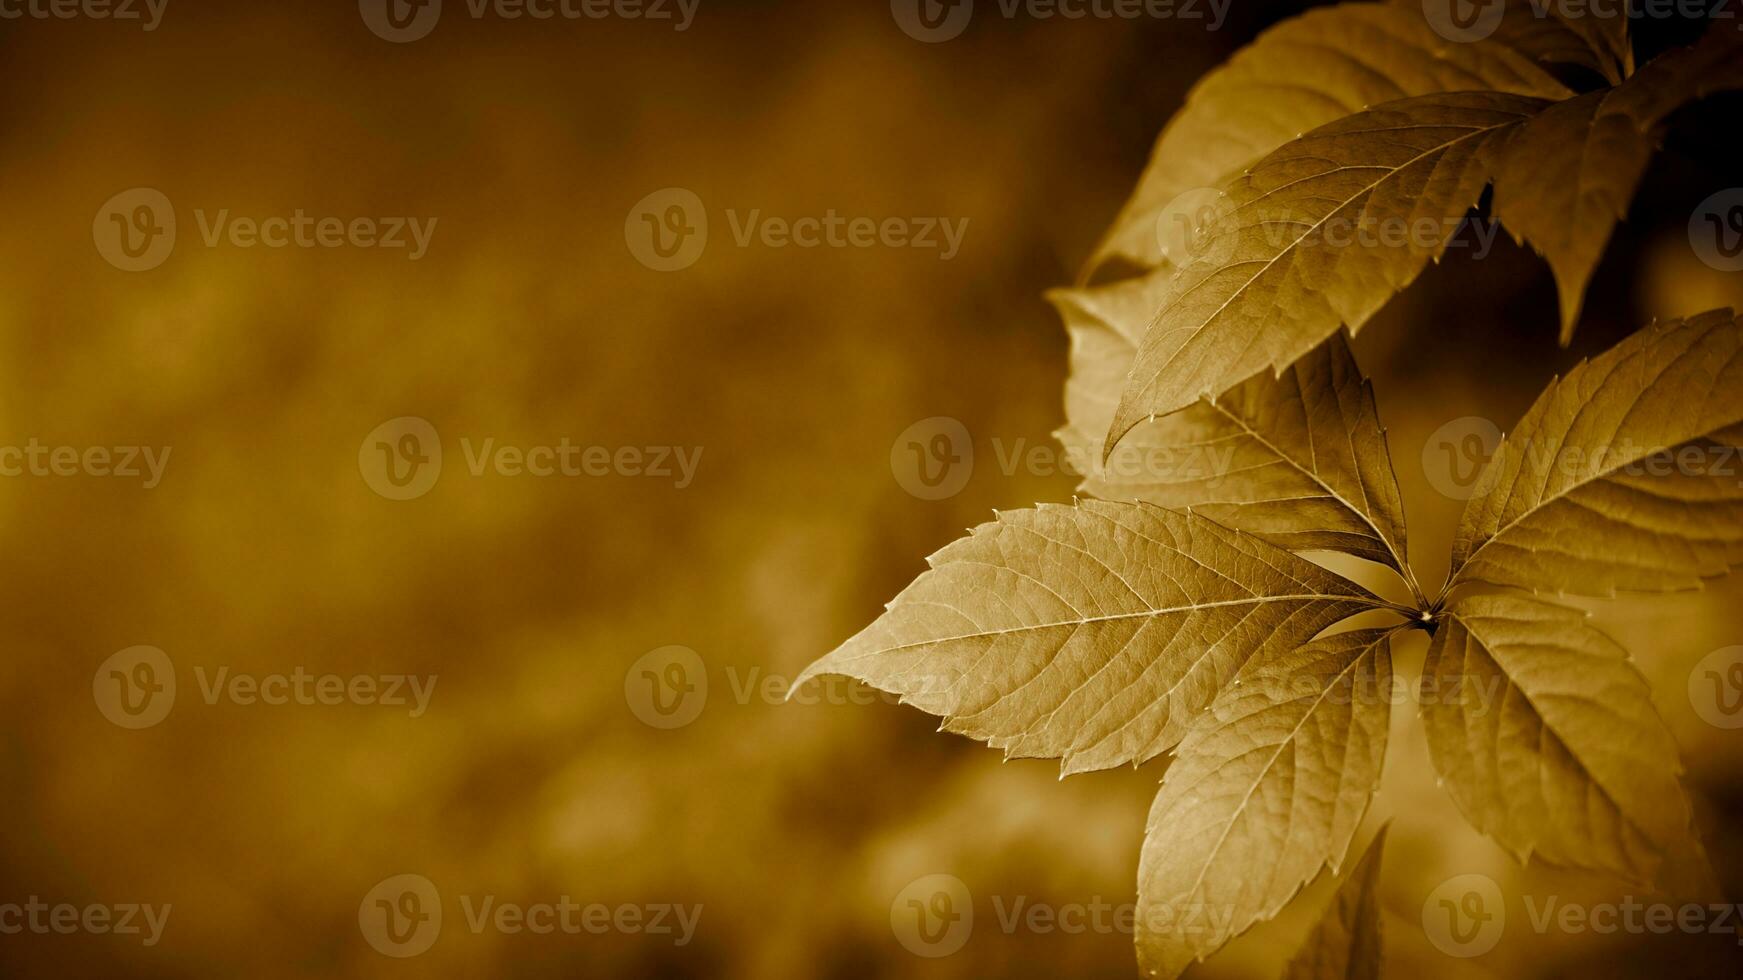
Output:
[
  {"xmin": 792, "ymin": 501, "xmax": 1387, "ymax": 775},
  {"xmin": 1137, "ymin": 629, "xmax": 1394, "ymax": 978}
]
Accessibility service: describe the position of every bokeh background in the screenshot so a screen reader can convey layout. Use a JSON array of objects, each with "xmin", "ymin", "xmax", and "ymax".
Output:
[{"xmin": 2, "ymin": 1, "xmax": 1742, "ymax": 976}]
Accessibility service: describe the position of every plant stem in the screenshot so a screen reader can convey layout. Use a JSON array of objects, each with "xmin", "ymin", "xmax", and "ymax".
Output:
[{"xmin": 1399, "ymin": 562, "xmax": 1428, "ymax": 611}]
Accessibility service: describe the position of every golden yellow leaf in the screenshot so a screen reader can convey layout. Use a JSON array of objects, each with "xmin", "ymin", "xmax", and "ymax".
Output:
[
  {"xmin": 1421, "ymin": 593, "xmax": 1691, "ymax": 882},
  {"xmin": 1137, "ymin": 630, "xmax": 1394, "ymax": 979},
  {"xmin": 1281, "ymin": 824, "xmax": 1389, "ymax": 980},
  {"xmin": 1089, "ymin": 2, "xmax": 1569, "ymax": 276},
  {"xmin": 1107, "ymin": 92, "xmax": 1549, "ymax": 443},
  {"xmin": 1450, "ymin": 309, "xmax": 1743, "ymax": 596},
  {"xmin": 1054, "ymin": 279, "xmax": 1415, "ymax": 582},
  {"xmin": 791, "ymin": 502, "xmax": 1392, "ymax": 775}
]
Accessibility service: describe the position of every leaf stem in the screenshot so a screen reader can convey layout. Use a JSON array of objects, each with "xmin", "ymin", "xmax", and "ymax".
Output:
[
  {"xmin": 1374, "ymin": 599, "xmax": 1425, "ymax": 621},
  {"xmin": 1397, "ymin": 560, "xmax": 1428, "ymax": 611}
]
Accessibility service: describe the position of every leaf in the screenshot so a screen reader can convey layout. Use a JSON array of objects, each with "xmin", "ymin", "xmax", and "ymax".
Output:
[
  {"xmin": 1420, "ymin": 592, "xmax": 1692, "ymax": 882},
  {"xmin": 791, "ymin": 501, "xmax": 1389, "ymax": 775},
  {"xmin": 1281, "ymin": 825, "xmax": 1389, "ymax": 980},
  {"xmin": 1137, "ymin": 629, "xmax": 1394, "ymax": 979},
  {"xmin": 1488, "ymin": 26, "xmax": 1743, "ymax": 341},
  {"xmin": 1492, "ymin": 0, "xmax": 1631, "ymax": 84},
  {"xmin": 1107, "ymin": 91, "xmax": 1551, "ymax": 443},
  {"xmin": 1054, "ymin": 279, "xmax": 1414, "ymax": 576},
  {"xmin": 1450, "ymin": 309, "xmax": 1743, "ymax": 596},
  {"xmin": 1089, "ymin": 2, "xmax": 1570, "ymax": 276}
]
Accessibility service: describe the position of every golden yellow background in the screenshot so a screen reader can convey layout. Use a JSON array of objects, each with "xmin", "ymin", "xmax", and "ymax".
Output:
[{"xmin": 3, "ymin": 2, "xmax": 1742, "ymax": 976}]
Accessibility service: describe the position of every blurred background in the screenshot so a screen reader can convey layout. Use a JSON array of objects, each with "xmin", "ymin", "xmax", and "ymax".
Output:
[{"xmin": 1, "ymin": 1, "xmax": 1741, "ymax": 976}]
